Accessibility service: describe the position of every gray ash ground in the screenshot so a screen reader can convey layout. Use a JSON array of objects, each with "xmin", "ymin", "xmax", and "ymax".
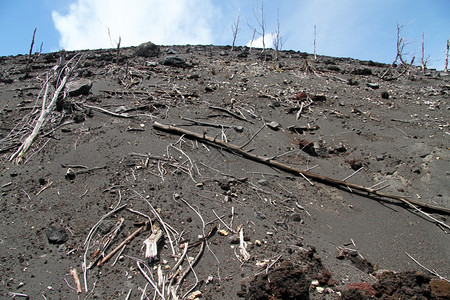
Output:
[{"xmin": 1, "ymin": 44, "xmax": 449, "ymax": 299}]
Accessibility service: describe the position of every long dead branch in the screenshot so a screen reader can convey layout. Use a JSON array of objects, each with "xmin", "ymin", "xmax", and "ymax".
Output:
[{"xmin": 153, "ymin": 122, "xmax": 450, "ymax": 216}]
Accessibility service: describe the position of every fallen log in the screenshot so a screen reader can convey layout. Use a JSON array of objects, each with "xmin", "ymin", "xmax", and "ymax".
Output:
[{"xmin": 153, "ymin": 122, "xmax": 450, "ymax": 217}]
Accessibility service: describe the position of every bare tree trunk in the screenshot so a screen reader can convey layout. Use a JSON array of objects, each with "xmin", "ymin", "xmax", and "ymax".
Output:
[
  {"xmin": 249, "ymin": 28, "xmax": 256, "ymax": 52},
  {"xmin": 314, "ymin": 25, "xmax": 317, "ymax": 61},
  {"xmin": 116, "ymin": 36, "xmax": 121, "ymax": 66},
  {"xmin": 273, "ymin": 9, "xmax": 284, "ymax": 61},
  {"xmin": 231, "ymin": 12, "xmax": 240, "ymax": 51},
  {"xmin": 445, "ymin": 38, "xmax": 449, "ymax": 72},
  {"xmin": 421, "ymin": 32, "xmax": 426, "ymax": 73},
  {"xmin": 396, "ymin": 23, "xmax": 407, "ymax": 65},
  {"xmin": 260, "ymin": 1, "xmax": 265, "ymax": 50},
  {"xmin": 26, "ymin": 28, "xmax": 37, "ymax": 70}
]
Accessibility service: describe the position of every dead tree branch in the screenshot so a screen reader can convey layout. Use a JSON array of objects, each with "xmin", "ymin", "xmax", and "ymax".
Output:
[
  {"xmin": 314, "ymin": 25, "xmax": 317, "ymax": 60},
  {"xmin": 10, "ymin": 53, "xmax": 82, "ymax": 163},
  {"xmin": 381, "ymin": 23, "xmax": 414, "ymax": 80},
  {"xmin": 421, "ymin": 32, "xmax": 429, "ymax": 73},
  {"xmin": 26, "ymin": 27, "xmax": 37, "ymax": 70},
  {"xmin": 231, "ymin": 11, "xmax": 240, "ymax": 51},
  {"xmin": 273, "ymin": 9, "xmax": 285, "ymax": 61},
  {"xmin": 445, "ymin": 37, "xmax": 449, "ymax": 72},
  {"xmin": 153, "ymin": 122, "xmax": 450, "ymax": 216}
]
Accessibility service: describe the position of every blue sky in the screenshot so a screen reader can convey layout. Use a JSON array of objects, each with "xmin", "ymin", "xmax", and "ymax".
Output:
[{"xmin": 1, "ymin": 0, "xmax": 449, "ymax": 70}]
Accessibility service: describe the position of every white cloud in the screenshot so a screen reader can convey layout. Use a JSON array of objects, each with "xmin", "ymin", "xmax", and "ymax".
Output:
[
  {"xmin": 246, "ymin": 33, "xmax": 275, "ymax": 49},
  {"xmin": 52, "ymin": 0, "xmax": 219, "ymax": 51}
]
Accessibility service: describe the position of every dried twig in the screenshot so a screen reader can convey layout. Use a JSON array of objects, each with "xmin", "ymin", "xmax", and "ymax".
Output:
[
  {"xmin": 8, "ymin": 292, "xmax": 29, "ymax": 298},
  {"xmin": 209, "ymin": 105, "xmax": 251, "ymax": 122},
  {"xmin": 82, "ymin": 202, "xmax": 126, "ymax": 292},
  {"xmin": 35, "ymin": 180, "xmax": 53, "ymax": 196},
  {"xmin": 136, "ymin": 260, "xmax": 165, "ymax": 299},
  {"xmin": 97, "ymin": 223, "xmax": 147, "ymax": 267},
  {"xmin": 342, "ymin": 167, "xmax": 364, "ymax": 182},
  {"xmin": 180, "ymin": 116, "xmax": 233, "ymax": 129},
  {"xmin": 82, "ymin": 104, "xmax": 133, "ymax": 118},
  {"xmin": 405, "ymin": 252, "xmax": 449, "ymax": 282},
  {"xmin": 240, "ymin": 123, "xmax": 265, "ymax": 148}
]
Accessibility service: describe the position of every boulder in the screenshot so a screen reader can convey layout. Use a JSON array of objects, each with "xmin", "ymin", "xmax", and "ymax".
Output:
[
  {"xmin": 66, "ymin": 79, "xmax": 92, "ymax": 96},
  {"xmin": 136, "ymin": 42, "xmax": 160, "ymax": 57},
  {"xmin": 162, "ymin": 56, "xmax": 188, "ymax": 68}
]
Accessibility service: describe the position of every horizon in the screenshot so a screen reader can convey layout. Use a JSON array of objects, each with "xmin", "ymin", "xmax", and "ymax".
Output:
[{"xmin": 1, "ymin": 0, "xmax": 449, "ymax": 70}]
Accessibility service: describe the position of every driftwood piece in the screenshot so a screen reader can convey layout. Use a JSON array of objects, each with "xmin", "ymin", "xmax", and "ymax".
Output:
[{"xmin": 153, "ymin": 122, "xmax": 450, "ymax": 215}]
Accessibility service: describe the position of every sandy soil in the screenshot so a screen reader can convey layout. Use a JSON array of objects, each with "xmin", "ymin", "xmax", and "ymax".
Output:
[{"xmin": 1, "ymin": 44, "xmax": 449, "ymax": 299}]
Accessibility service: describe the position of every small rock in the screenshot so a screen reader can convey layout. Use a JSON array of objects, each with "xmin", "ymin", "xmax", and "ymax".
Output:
[
  {"xmin": 290, "ymin": 213, "xmax": 302, "ymax": 222},
  {"xmin": 219, "ymin": 180, "xmax": 230, "ymax": 191},
  {"xmin": 136, "ymin": 42, "xmax": 160, "ymax": 57},
  {"xmin": 204, "ymin": 85, "xmax": 214, "ymax": 92},
  {"xmin": 98, "ymin": 219, "xmax": 116, "ymax": 234},
  {"xmin": 376, "ymin": 154, "xmax": 385, "ymax": 161},
  {"xmin": 352, "ymin": 68, "xmax": 372, "ymax": 75},
  {"xmin": 312, "ymin": 94, "xmax": 327, "ymax": 102},
  {"xmin": 73, "ymin": 113, "xmax": 85, "ymax": 123},
  {"xmin": 45, "ymin": 226, "xmax": 68, "ymax": 244},
  {"xmin": 430, "ymin": 279, "xmax": 450, "ymax": 299},
  {"xmin": 296, "ymin": 91, "xmax": 308, "ymax": 101},
  {"xmin": 255, "ymin": 211, "xmax": 266, "ymax": 219},
  {"xmin": 228, "ymin": 235, "xmax": 240, "ymax": 244},
  {"xmin": 238, "ymin": 51, "xmax": 248, "ymax": 58},
  {"xmin": 166, "ymin": 48, "xmax": 178, "ymax": 54},
  {"xmin": 316, "ymin": 286, "xmax": 325, "ymax": 293},
  {"xmin": 162, "ymin": 56, "xmax": 188, "ymax": 68},
  {"xmin": 65, "ymin": 168, "xmax": 76, "ymax": 180},
  {"xmin": 381, "ymin": 91, "xmax": 390, "ymax": 99},
  {"xmin": 66, "ymin": 79, "xmax": 92, "ymax": 96},
  {"xmin": 346, "ymin": 159, "xmax": 363, "ymax": 170},
  {"xmin": 334, "ymin": 143, "xmax": 347, "ymax": 153},
  {"xmin": 258, "ymin": 179, "xmax": 268, "ymax": 186},
  {"xmin": 275, "ymin": 220, "xmax": 288, "ymax": 230},
  {"xmin": 266, "ymin": 121, "xmax": 280, "ymax": 130},
  {"xmin": 347, "ymin": 78, "xmax": 359, "ymax": 86},
  {"xmin": 218, "ymin": 229, "xmax": 228, "ymax": 236},
  {"xmin": 270, "ymin": 101, "xmax": 281, "ymax": 108}
]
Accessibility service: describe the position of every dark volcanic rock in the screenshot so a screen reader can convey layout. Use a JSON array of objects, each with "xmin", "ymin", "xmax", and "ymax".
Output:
[
  {"xmin": 45, "ymin": 227, "xmax": 69, "ymax": 244},
  {"xmin": 66, "ymin": 79, "xmax": 92, "ymax": 96},
  {"xmin": 162, "ymin": 56, "xmax": 188, "ymax": 68},
  {"xmin": 135, "ymin": 42, "xmax": 160, "ymax": 57},
  {"xmin": 352, "ymin": 68, "xmax": 373, "ymax": 75}
]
